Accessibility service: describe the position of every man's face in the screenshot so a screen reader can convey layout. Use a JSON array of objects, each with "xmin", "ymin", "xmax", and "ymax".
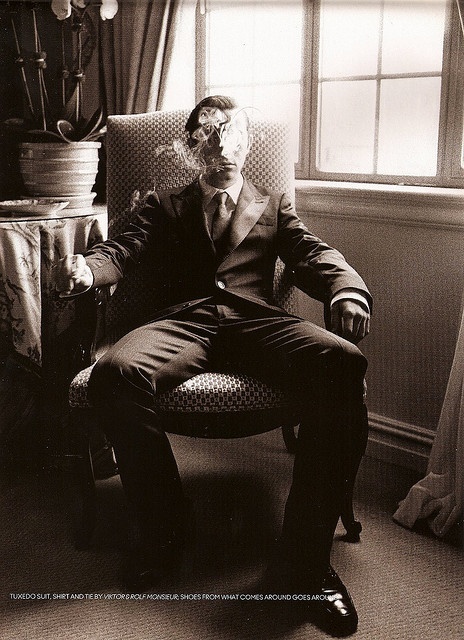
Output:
[{"xmin": 190, "ymin": 107, "xmax": 250, "ymax": 187}]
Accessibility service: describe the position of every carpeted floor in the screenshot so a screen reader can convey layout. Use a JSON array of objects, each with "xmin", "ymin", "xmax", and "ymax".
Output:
[{"xmin": 0, "ymin": 429, "xmax": 462, "ymax": 640}]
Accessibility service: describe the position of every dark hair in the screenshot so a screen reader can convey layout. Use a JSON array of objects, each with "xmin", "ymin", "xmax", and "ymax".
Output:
[{"xmin": 185, "ymin": 95, "xmax": 240, "ymax": 137}]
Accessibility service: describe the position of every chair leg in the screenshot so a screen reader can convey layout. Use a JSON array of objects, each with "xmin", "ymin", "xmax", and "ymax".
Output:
[
  {"xmin": 340, "ymin": 443, "xmax": 364, "ymax": 542},
  {"xmin": 282, "ymin": 424, "xmax": 298, "ymax": 454},
  {"xmin": 340, "ymin": 483, "xmax": 362, "ymax": 542},
  {"xmin": 71, "ymin": 409, "xmax": 97, "ymax": 550}
]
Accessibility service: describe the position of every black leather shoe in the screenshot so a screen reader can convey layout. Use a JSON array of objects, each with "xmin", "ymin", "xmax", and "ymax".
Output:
[
  {"xmin": 263, "ymin": 562, "xmax": 358, "ymax": 637},
  {"xmin": 307, "ymin": 565, "xmax": 358, "ymax": 637}
]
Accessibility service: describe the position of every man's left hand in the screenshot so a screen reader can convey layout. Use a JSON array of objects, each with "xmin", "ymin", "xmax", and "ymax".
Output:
[{"xmin": 330, "ymin": 299, "xmax": 370, "ymax": 344}]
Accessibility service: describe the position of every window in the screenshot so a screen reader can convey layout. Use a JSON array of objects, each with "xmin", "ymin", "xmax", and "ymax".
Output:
[
  {"xmin": 196, "ymin": 0, "xmax": 464, "ymax": 187},
  {"xmin": 196, "ymin": 0, "xmax": 303, "ymax": 157}
]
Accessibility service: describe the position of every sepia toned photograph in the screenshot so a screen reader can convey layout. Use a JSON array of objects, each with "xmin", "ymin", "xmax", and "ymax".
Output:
[{"xmin": 0, "ymin": 1, "xmax": 462, "ymax": 638}]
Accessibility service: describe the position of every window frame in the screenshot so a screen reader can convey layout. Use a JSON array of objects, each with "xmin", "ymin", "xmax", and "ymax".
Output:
[{"xmin": 196, "ymin": 0, "xmax": 464, "ymax": 188}]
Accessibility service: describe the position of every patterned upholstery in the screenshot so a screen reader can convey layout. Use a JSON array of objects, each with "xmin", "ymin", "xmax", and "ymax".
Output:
[
  {"xmin": 69, "ymin": 110, "xmax": 297, "ymax": 415},
  {"xmin": 69, "ymin": 366, "xmax": 288, "ymax": 412}
]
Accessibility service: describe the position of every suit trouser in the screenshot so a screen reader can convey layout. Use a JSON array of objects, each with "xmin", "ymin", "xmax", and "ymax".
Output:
[{"xmin": 88, "ymin": 298, "xmax": 368, "ymax": 575}]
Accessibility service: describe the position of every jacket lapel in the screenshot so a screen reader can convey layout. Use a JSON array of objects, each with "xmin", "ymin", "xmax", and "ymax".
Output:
[
  {"xmin": 222, "ymin": 178, "xmax": 270, "ymax": 259},
  {"xmin": 170, "ymin": 177, "xmax": 270, "ymax": 263},
  {"xmin": 170, "ymin": 181, "xmax": 216, "ymax": 257}
]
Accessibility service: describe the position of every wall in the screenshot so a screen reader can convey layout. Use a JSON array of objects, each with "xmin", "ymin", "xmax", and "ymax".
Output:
[{"xmin": 296, "ymin": 182, "xmax": 464, "ymax": 472}]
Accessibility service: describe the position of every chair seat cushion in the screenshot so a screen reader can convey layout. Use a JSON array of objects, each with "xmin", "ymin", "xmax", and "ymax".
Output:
[{"xmin": 69, "ymin": 365, "xmax": 288, "ymax": 413}]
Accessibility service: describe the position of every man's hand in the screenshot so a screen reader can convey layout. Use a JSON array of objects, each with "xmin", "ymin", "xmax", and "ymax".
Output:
[
  {"xmin": 52, "ymin": 254, "xmax": 93, "ymax": 297},
  {"xmin": 330, "ymin": 299, "xmax": 370, "ymax": 344}
]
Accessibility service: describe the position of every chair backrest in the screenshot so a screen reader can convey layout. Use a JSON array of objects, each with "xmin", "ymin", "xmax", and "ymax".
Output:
[{"xmin": 105, "ymin": 110, "xmax": 298, "ymax": 333}]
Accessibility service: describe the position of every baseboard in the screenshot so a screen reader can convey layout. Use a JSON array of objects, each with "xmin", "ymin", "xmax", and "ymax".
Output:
[{"xmin": 366, "ymin": 412, "xmax": 436, "ymax": 473}]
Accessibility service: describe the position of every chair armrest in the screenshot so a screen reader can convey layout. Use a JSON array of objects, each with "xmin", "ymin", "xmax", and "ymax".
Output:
[
  {"xmin": 91, "ymin": 284, "xmax": 119, "ymax": 362},
  {"xmin": 71, "ymin": 290, "xmax": 99, "ymax": 370},
  {"xmin": 94, "ymin": 284, "xmax": 117, "ymax": 306},
  {"xmin": 69, "ymin": 284, "xmax": 115, "ymax": 372}
]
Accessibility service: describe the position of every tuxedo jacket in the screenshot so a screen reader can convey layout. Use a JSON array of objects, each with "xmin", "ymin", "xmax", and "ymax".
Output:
[{"xmin": 84, "ymin": 177, "xmax": 372, "ymax": 323}]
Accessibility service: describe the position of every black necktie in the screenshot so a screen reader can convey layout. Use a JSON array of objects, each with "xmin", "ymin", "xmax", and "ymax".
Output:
[{"xmin": 211, "ymin": 191, "xmax": 230, "ymax": 244}]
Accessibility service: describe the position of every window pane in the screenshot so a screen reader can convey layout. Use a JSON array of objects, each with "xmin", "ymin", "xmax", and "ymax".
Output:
[
  {"xmin": 377, "ymin": 77, "xmax": 441, "ymax": 176},
  {"xmin": 205, "ymin": 0, "xmax": 303, "ymax": 163},
  {"xmin": 317, "ymin": 80, "xmax": 376, "ymax": 173},
  {"xmin": 208, "ymin": 5, "xmax": 254, "ymax": 86},
  {"xmin": 319, "ymin": 0, "xmax": 381, "ymax": 78},
  {"xmin": 208, "ymin": 2, "xmax": 302, "ymax": 86},
  {"xmin": 381, "ymin": 0, "xmax": 447, "ymax": 75},
  {"xmin": 252, "ymin": 5, "xmax": 302, "ymax": 83}
]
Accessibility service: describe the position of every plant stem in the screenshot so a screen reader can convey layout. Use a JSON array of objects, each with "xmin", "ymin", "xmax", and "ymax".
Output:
[
  {"xmin": 10, "ymin": 14, "xmax": 35, "ymax": 120},
  {"xmin": 32, "ymin": 7, "xmax": 47, "ymax": 131},
  {"xmin": 61, "ymin": 22, "xmax": 66, "ymax": 110},
  {"xmin": 76, "ymin": 24, "xmax": 82, "ymax": 124}
]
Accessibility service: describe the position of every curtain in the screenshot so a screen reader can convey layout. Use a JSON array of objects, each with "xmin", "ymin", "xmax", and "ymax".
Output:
[
  {"xmin": 393, "ymin": 295, "xmax": 464, "ymax": 537},
  {"xmin": 394, "ymin": 0, "xmax": 464, "ymax": 539},
  {"xmin": 99, "ymin": 0, "xmax": 187, "ymax": 116}
]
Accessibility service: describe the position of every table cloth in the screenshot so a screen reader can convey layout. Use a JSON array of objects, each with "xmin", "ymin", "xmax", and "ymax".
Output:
[{"xmin": 0, "ymin": 206, "xmax": 106, "ymax": 373}]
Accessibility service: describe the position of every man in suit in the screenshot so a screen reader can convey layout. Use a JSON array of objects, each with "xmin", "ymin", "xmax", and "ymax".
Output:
[{"xmin": 55, "ymin": 95, "xmax": 371, "ymax": 636}]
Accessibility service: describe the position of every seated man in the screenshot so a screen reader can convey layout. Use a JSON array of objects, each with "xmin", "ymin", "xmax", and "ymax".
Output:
[{"xmin": 55, "ymin": 95, "xmax": 371, "ymax": 636}]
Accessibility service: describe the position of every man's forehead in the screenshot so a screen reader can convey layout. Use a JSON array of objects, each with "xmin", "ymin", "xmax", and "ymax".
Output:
[{"xmin": 196, "ymin": 107, "xmax": 247, "ymax": 130}]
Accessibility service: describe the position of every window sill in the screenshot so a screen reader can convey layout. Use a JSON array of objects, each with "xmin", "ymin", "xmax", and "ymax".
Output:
[{"xmin": 295, "ymin": 180, "xmax": 464, "ymax": 230}]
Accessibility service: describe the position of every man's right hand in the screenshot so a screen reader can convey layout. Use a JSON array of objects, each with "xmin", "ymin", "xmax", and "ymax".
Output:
[{"xmin": 53, "ymin": 254, "xmax": 94, "ymax": 297}]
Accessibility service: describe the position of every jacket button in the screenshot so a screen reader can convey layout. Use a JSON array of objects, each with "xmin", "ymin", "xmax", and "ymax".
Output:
[{"xmin": 216, "ymin": 280, "xmax": 226, "ymax": 290}]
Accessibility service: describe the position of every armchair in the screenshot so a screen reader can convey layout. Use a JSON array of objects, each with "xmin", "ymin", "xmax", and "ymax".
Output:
[{"xmin": 68, "ymin": 110, "xmax": 362, "ymax": 549}]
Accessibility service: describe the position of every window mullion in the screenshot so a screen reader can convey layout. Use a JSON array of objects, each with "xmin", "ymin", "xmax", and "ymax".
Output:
[
  {"xmin": 439, "ymin": 0, "xmax": 464, "ymax": 184},
  {"xmin": 195, "ymin": 0, "xmax": 207, "ymax": 104},
  {"xmin": 308, "ymin": 0, "xmax": 322, "ymax": 180},
  {"xmin": 373, "ymin": 1, "xmax": 385, "ymax": 176},
  {"xmin": 297, "ymin": 0, "xmax": 315, "ymax": 179}
]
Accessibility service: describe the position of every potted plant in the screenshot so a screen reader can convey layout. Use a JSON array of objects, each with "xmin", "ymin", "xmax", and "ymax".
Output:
[{"xmin": 2, "ymin": 0, "xmax": 118, "ymax": 204}]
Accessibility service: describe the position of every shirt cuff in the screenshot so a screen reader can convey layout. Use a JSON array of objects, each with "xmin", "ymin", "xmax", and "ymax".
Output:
[{"xmin": 330, "ymin": 289, "xmax": 370, "ymax": 313}]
